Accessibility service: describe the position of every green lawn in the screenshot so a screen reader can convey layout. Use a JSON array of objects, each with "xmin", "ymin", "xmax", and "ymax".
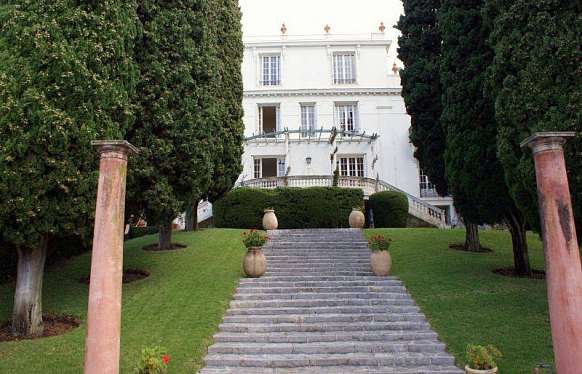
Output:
[
  {"xmin": 0, "ymin": 228, "xmax": 554, "ymax": 373},
  {"xmin": 0, "ymin": 229, "xmax": 246, "ymax": 374},
  {"xmin": 365, "ymin": 228, "xmax": 553, "ymax": 374}
]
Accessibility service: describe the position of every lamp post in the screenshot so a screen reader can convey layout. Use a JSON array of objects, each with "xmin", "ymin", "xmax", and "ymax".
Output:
[
  {"xmin": 521, "ymin": 131, "xmax": 581, "ymax": 374},
  {"xmin": 84, "ymin": 140, "xmax": 138, "ymax": 374}
]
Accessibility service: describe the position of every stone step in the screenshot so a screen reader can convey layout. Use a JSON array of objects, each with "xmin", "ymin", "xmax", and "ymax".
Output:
[
  {"xmin": 222, "ymin": 312, "xmax": 426, "ymax": 324},
  {"xmin": 199, "ymin": 366, "xmax": 463, "ymax": 374},
  {"xmin": 225, "ymin": 304, "xmax": 420, "ymax": 316},
  {"xmin": 263, "ymin": 271, "xmax": 375, "ymax": 276},
  {"xmin": 265, "ymin": 266, "xmax": 372, "ymax": 272},
  {"xmin": 229, "ymin": 298, "xmax": 415, "ymax": 309},
  {"xmin": 262, "ymin": 256, "xmax": 371, "ymax": 261},
  {"xmin": 236, "ymin": 285, "xmax": 406, "ymax": 294},
  {"xmin": 266, "ymin": 257, "xmax": 370, "ymax": 262},
  {"xmin": 233, "ymin": 291, "xmax": 409, "ymax": 301},
  {"xmin": 238, "ymin": 279, "xmax": 402, "ymax": 287},
  {"xmin": 241, "ymin": 275, "xmax": 398, "ymax": 282},
  {"xmin": 204, "ymin": 352, "xmax": 456, "ymax": 368},
  {"xmin": 213, "ymin": 330, "xmax": 440, "ymax": 344},
  {"xmin": 207, "ymin": 341, "xmax": 446, "ymax": 355},
  {"xmin": 219, "ymin": 321, "xmax": 430, "ymax": 333}
]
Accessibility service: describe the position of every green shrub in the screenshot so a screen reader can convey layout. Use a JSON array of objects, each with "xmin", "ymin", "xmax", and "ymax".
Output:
[
  {"xmin": 128, "ymin": 226, "xmax": 159, "ymax": 240},
  {"xmin": 369, "ymin": 191, "xmax": 409, "ymax": 228},
  {"xmin": 214, "ymin": 187, "xmax": 363, "ymax": 229}
]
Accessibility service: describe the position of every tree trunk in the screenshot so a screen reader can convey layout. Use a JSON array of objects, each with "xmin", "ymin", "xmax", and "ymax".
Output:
[
  {"xmin": 12, "ymin": 236, "xmax": 48, "ymax": 337},
  {"xmin": 464, "ymin": 223, "xmax": 481, "ymax": 252},
  {"xmin": 158, "ymin": 222, "xmax": 172, "ymax": 250},
  {"xmin": 184, "ymin": 203, "xmax": 199, "ymax": 232},
  {"xmin": 506, "ymin": 210, "xmax": 532, "ymax": 276}
]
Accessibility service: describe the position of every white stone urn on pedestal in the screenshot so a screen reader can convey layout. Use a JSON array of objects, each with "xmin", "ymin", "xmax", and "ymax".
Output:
[
  {"xmin": 262, "ymin": 209, "xmax": 278, "ymax": 230},
  {"xmin": 348, "ymin": 208, "xmax": 365, "ymax": 229}
]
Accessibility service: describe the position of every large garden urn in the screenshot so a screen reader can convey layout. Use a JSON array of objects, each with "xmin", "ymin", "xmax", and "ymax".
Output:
[
  {"xmin": 370, "ymin": 250, "xmax": 392, "ymax": 276},
  {"xmin": 348, "ymin": 208, "xmax": 365, "ymax": 228},
  {"xmin": 262, "ymin": 209, "xmax": 278, "ymax": 230},
  {"xmin": 369, "ymin": 235, "xmax": 392, "ymax": 276},
  {"xmin": 243, "ymin": 247, "xmax": 267, "ymax": 278}
]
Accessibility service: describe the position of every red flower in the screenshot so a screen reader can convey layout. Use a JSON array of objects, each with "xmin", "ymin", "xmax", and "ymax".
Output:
[{"xmin": 162, "ymin": 354, "xmax": 170, "ymax": 365}]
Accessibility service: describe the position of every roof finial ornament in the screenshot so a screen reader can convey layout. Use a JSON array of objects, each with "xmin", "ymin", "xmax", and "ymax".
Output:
[
  {"xmin": 379, "ymin": 22, "xmax": 386, "ymax": 33},
  {"xmin": 392, "ymin": 62, "xmax": 399, "ymax": 75},
  {"xmin": 280, "ymin": 23, "xmax": 287, "ymax": 35},
  {"xmin": 324, "ymin": 24, "xmax": 331, "ymax": 34}
]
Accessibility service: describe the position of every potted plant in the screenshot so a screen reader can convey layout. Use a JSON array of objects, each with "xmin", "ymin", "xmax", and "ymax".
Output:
[
  {"xmin": 262, "ymin": 208, "xmax": 278, "ymax": 230},
  {"xmin": 368, "ymin": 235, "xmax": 392, "ymax": 276},
  {"xmin": 134, "ymin": 346, "xmax": 169, "ymax": 374},
  {"xmin": 349, "ymin": 207, "xmax": 365, "ymax": 228},
  {"xmin": 242, "ymin": 229, "xmax": 268, "ymax": 278},
  {"xmin": 465, "ymin": 344, "xmax": 502, "ymax": 374}
]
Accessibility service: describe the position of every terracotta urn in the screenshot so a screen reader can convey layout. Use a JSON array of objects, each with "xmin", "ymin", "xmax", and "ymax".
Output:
[
  {"xmin": 348, "ymin": 208, "xmax": 365, "ymax": 229},
  {"xmin": 465, "ymin": 367, "xmax": 498, "ymax": 374},
  {"xmin": 243, "ymin": 247, "xmax": 267, "ymax": 278},
  {"xmin": 262, "ymin": 209, "xmax": 278, "ymax": 230},
  {"xmin": 370, "ymin": 250, "xmax": 392, "ymax": 276}
]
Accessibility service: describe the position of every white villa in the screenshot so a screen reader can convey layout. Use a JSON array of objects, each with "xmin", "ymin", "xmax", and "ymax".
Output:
[{"xmin": 233, "ymin": 27, "xmax": 457, "ymax": 228}]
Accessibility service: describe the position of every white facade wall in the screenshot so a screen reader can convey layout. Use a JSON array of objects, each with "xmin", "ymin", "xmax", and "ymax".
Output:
[{"xmin": 237, "ymin": 34, "xmax": 457, "ymax": 224}]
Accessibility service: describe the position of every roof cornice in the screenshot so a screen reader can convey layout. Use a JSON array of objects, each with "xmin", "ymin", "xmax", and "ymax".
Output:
[
  {"xmin": 244, "ymin": 39, "xmax": 391, "ymax": 49},
  {"xmin": 243, "ymin": 87, "xmax": 402, "ymax": 98}
]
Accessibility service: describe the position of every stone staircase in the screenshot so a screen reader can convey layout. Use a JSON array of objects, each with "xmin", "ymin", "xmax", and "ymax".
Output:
[{"xmin": 199, "ymin": 229, "xmax": 462, "ymax": 374}]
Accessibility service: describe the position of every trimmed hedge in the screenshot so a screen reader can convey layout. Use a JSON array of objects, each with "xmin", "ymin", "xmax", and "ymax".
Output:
[
  {"xmin": 127, "ymin": 226, "xmax": 158, "ymax": 240},
  {"xmin": 369, "ymin": 191, "xmax": 409, "ymax": 228},
  {"xmin": 214, "ymin": 187, "xmax": 364, "ymax": 229}
]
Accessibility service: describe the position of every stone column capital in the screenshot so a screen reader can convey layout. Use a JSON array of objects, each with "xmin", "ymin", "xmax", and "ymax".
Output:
[
  {"xmin": 520, "ymin": 131, "xmax": 576, "ymax": 155},
  {"xmin": 91, "ymin": 140, "xmax": 139, "ymax": 161}
]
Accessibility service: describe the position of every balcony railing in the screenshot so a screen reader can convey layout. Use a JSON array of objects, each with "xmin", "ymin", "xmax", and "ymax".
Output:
[
  {"xmin": 238, "ymin": 175, "xmax": 448, "ymax": 228},
  {"xmin": 245, "ymin": 127, "xmax": 379, "ymax": 143}
]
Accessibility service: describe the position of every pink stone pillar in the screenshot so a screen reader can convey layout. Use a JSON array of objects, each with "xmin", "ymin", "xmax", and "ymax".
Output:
[
  {"xmin": 84, "ymin": 141, "xmax": 138, "ymax": 374},
  {"xmin": 521, "ymin": 131, "xmax": 581, "ymax": 374}
]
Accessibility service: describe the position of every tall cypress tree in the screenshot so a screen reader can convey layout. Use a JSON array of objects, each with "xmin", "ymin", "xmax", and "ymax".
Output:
[
  {"xmin": 206, "ymin": 0, "xmax": 244, "ymax": 204},
  {"xmin": 184, "ymin": 0, "xmax": 244, "ymax": 231},
  {"xmin": 487, "ymin": 0, "xmax": 582, "ymax": 237},
  {"xmin": 0, "ymin": 0, "xmax": 138, "ymax": 336},
  {"xmin": 439, "ymin": 0, "xmax": 532, "ymax": 274},
  {"xmin": 396, "ymin": 0, "xmax": 447, "ymax": 196},
  {"xmin": 128, "ymin": 0, "xmax": 216, "ymax": 248}
]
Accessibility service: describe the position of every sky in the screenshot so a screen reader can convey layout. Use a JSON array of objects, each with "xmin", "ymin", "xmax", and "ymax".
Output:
[{"xmin": 239, "ymin": 0, "xmax": 404, "ymax": 60}]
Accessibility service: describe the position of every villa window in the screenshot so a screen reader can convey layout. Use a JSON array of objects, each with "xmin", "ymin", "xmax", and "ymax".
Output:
[
  {"xmin": 419, "ymin": 169, "xmax": 438, "ymax": 197},
  {"xmin": 254, "ymin": 157, "xmax": 285, "ymax": 178},
  {"xmin": 335, "ymin": 103, "xmax": 358, "ymax": 132},
  {"xmin": 300, "ymin": 104, "xmax": 316, "ymax": 137},
  {"xmin": 258, "ymin": 104, "xmax": 279, "ymax": 135},
  {"xmin": 337, "ymin": 156, "xmax": 365, "ymax": 177},
  {"xmin": 261, "ymin": 54, "xmax": 281, "ymax": 86},
  {"xmin": 333, "ymin": 52, "xmax": 356, "ymax": 84}
]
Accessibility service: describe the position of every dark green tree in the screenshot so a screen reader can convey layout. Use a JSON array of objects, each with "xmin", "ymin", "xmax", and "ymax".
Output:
[
  {"xmin": 128, "ymin": 0, "xmax": 216, "ymax": 247},
  {"xmin": 185, "ymin": 0, "xmax": 245, "ymax": 232},
  {"xmin": 0, "ymin": 0, "xmax": 138, "ymax": 336},
  {"xmin": 486, "ymin": 0, "xmax": 582, "ymax": 237},
  {"xmin": 396, "ymin": 0, "xmax": 447, "ymax": 196},
  {"xmin": 439, "ymin": 0, "xmax": 532, "ymax": 274},
  {"xmin": 397, "ymin": 0, "xmax": 485, "ymax": 249}
]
